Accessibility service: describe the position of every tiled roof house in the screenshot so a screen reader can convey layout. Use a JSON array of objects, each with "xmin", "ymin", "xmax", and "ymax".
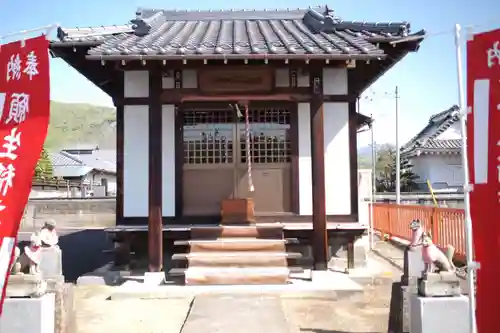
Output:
[
  {"xmin": 402, "ymin": 105, "xmax": 463, "ymax": 190},
  {"xmin": 49, "ymin": 145, "xmax": 116, "ymax": 178}
]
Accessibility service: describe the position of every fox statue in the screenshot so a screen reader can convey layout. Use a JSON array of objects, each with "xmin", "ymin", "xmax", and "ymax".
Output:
[
  {"xmin": 409, "ymin": 219, "xmax": 424, "ymax": 247},
  {"xmin": 421, "ymin": 233, "xmax": 455, "ymax": 273}
]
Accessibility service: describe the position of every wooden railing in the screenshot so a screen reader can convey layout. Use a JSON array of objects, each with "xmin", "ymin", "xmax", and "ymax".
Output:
[
  {"xmin": 31, "ymin": 178, "xmax": 93, "ymax": 190},
  {"xmin": 371, "ymin": 203, "xmax": 466, "ymax": 261}
]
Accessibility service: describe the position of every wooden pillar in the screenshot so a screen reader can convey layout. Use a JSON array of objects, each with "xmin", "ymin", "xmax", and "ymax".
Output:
[
  {"xmin": 114, "ymin": 72, "xmax": 124, "ymax": 226},
  {"xmin": 310, "ymin": 66, "xmax": 328, "ymax": 270},
  {"xmin": 148, "ymin": 65, "xmax": 163, "ymax": 272}
]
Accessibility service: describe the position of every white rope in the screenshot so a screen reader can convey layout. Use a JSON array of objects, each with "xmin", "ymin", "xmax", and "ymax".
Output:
[{"xmin": 244, "ymin": 104, "xmax": 254, "ymax": 192}]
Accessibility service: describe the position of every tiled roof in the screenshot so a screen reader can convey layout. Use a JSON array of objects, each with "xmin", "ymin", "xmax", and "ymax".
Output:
[
  {"xmin": 420, "ymin": 139, "xmax": 461, "ymax": 150},
  {"xmin": 402, "ymin": 105, "xmax": 460, "ymax": 156},
  {"xmin": 48, "ymin": 149, "xmax": 116, "ymax": 177},
  {"xmin": 48, "ymin": 151, "xmax": 81, "ymax": 167},
  {"xmin": 54, "ymin": 6, "xmax": 425, "ymax": 60}
]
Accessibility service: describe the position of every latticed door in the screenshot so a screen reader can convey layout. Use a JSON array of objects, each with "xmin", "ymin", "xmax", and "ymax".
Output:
[
  {"xmin": 236, "ymin": 106, "xmax": 292, "ymax": 213},
  {"xmin": 181, "ymin": 105, "xmax": 293, "ymax": 216},
  {"xmin": 182, "ymin": 107, "xmax": 236, "ymax": 215}
]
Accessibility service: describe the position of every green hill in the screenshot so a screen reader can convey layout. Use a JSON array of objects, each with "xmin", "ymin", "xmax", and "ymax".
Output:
[{"xmin": 45, "ymin": 101, "xmax": 116, "ymax": 149}]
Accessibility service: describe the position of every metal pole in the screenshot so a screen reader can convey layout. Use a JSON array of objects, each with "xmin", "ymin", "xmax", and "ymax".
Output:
[
  {"xmin": 370, "ymin": 116, "xmax": 376, "ymax": 250},
  {"xmin": 0, "ymin": 24, "xmax": 59, "ymax": 40},
  {"xmin": 454, "ymin": 24, "xmax": 477, "ymax": 333},
  {"xmin": 395, "ymin": 86, "xmax": 401, "ymax": 204}
]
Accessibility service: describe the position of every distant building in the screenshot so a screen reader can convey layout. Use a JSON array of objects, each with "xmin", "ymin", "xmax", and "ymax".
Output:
[
  {"xmin": 48, "ymin": 144, "xmax": 117, "ymax": 194},
  {"xmin": 401, "ymin": 105, "xmax": 462, "ymax": 191}
]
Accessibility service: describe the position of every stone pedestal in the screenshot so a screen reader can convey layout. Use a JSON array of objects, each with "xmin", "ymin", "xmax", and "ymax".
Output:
[
  {"xmin": 39, "ymin": 247, "xmax": 62, "ymax": 279},
  {"xmin": 328, "ymin": 235, "xmax": 369, "ymax": 271},
  {"xmin": 410, "ymin": 295, "xmax": 470, "ymax": 333},
  {"xmin": 418, "ymin": 272, "xmax": 461, "ymax": 297},
  {"xmin": 221, "ymin": 198, "xmax": 255, "ymax": 224},
  {"xmin": 400, "ymin": 246, "xmax": 424, "ymax": 333},
  {"xmin": 0, "ymin": 293, "xmax": 55, "ymax": 333},
  {"xmin": 144, "ymin": 272, "xmax": 165, "ymax": 286},
  {"xmin": 6, "ymin": 274, "xmax": 47, "ymax": 298},
  {"xmin": 53, "ymin": 282, "xmax": 76, "ymax": 333},
  {"xmin": 402, "ymin": 246, "xmax": 424, "ymax": 284},
  {"xmin": 401, "ymin": 278, "xmax": 419, "ymax": 333}
]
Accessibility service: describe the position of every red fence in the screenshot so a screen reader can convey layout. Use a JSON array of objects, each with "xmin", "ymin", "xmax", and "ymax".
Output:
[{"xmin": 371, "ymin": 203, "xmax": 466, "ymax": 261}]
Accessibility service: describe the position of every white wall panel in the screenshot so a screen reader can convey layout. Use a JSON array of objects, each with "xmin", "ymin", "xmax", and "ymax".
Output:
[
  {"xmin": 298, "ymin": 103, "xmax": 312, "ymax": 215},
  {"xmin": 323, "ymin": 102, "xmax": 351, "ymax": 214},
  {"xmin": 162, "ymin": 105, "xmax": 176, "ymax": 216},
  {"xmin": 123, "ymin": 106, "xmax": 149, "ymax": 216},
  {"xmin": 124, "ymin": 71, "xmax": 149, "ymax": 98}
]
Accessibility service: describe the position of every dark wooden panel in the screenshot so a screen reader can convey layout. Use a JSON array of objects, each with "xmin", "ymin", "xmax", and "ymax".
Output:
[{"xmin": 198, "ymin": 67, "xmax": 273, "ymax": 94}]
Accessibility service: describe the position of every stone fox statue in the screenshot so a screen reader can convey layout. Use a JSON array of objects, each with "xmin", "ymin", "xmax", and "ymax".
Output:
[
  {"xmin": 421, "ymin": 233, "xmax": 456, "ymax": 273},
  {"xmin": 409, "ymin": 219, "xmax": 424, "ymax": 247},
  {"xmin": 10, "ymin": 232, "xmax": 42, "ymax": 275}
]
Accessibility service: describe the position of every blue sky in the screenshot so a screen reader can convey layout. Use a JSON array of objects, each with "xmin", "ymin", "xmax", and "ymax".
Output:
[{"xmin": 0, "ymin": 0, "xmax": 498, "ymax": 147}]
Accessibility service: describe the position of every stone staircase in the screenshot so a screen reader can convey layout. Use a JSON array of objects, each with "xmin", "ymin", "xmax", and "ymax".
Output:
[{"xmin": 168, "ymin": 224, "xmax": 303, "ymax": 285}]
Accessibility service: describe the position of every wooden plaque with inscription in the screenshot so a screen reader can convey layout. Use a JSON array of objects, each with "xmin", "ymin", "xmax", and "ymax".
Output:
[{"xmin": 198, "ymin": 67, "xmax": 273, "ymax": 94}]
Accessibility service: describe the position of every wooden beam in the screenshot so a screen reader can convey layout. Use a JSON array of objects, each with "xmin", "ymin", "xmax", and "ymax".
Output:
[
  {"xmin": 309, "ymin": 66, "xmax": 328, "ymax": 270},
  {"xmin": 348, "ymin": 101, "xmax": 359, "ymax": 221},
  {"xmin": 148, "ymin": 65, "xmax": 163, "ymax": 272},
  {"xmin": 114, "ymin": 87, "xmax": 124, "ymax": 225}
]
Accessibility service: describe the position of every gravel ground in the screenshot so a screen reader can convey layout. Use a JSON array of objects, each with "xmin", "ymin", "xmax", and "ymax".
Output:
[
  {"xmin": 282, "ymin": 251, "xmax": 402, "ymax": 333},
  {"xmin": 74, "ymin": 243, "xmax": 404, "ymax": 333},
  {"xmin": 75, "ymin": 286, "xmax": 193, "ymax": 333}
]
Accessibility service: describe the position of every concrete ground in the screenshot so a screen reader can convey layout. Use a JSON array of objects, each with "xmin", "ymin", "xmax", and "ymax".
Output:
[{"xmin": 74, "ymin": 249, "xmax": 402, "ymax": 333}]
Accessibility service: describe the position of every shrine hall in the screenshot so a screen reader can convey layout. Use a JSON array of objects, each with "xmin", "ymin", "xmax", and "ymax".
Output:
[{"xmin": 49, "ymin": 6, "xmax": 425, "ymax": 281}]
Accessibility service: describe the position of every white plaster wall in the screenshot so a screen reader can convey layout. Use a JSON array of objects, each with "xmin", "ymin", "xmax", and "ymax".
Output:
[
  {"xmin": 162, "ymin": 105, "xmax": 176, "ymax": 216},
  {"xmin": 410, "ymin": 154, "xmax": 463, "ymax": 189},
  {"xmin": 182, "ymin": 70, "xmax": 197, "ymax": 88},
  {"xmin": 323, "ymin": 68, "xmax": 347, "ymax": 95},
  {"xmin": 162, "ymin": 71, "xmax": 175, "ymax": 89},
  {"xmin": 297, "ymin": 103, "xmax": 312, "ymax": 215},
  {"xmin": 275, "ymin": 68, "xmax": 290, "ymax": 87},
  {"xmin": 436, "ymin": 122, "xmax": 461, "ymax": 140},
  {"xmin": 123, "ymin": 106, "xmax": 149, "ymax": 216},
  {"xmin": 323, "ymin": 102, "xmax": 351, "ymax": 215},
  {"xmin": 87, "ymin": 172, "xmax": 117, "ymax": 194},
  {"xmin": 124, "ymin": 71, "xmax": 149, "ymax": 98},
  {"xmin": 297, "ymin": 70, "xmax": 309, "ymax": 87},
  {"xmin": 357, "ymin": 169, "xmax": 372, "ymax": 226}
]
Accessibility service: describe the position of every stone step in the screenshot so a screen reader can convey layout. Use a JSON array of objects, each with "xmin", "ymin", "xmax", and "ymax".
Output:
[
  {"xmin": 191, "ymin": 225, "xmax": 283, "ymax": 240},
  {"xmin": 172, "ymin": 252, "xmax": 301, "ymax": 267},
  {"xmin": 184, "ymin": 267, "xmax": 291, "ymax": 285},
  {"xmin": 175, "ymin": 238, "xmax": 290, "ymax": 252},
  {"xmin": 168, "ymin": 266, "xmax": 304, "ymax": 277}
]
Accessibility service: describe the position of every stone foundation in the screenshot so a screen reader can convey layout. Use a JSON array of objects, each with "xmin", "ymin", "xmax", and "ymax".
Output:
[
  {"xmin": 0, "ymin": 293, "xmax": 55, "ymax": 333},
  {"xmin": 288, "ymin": 235, "xmax": 369, "ymax": 270}
]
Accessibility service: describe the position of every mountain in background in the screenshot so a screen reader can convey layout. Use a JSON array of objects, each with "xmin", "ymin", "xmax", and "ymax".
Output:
[
  {"xmin": 357, "ymin": 143, "xmax": 395, "ymax": 169},
  {"xmin": 45, "ymin": 101, "xmax": 116, "ymax": 149},
  {"xmin": 45, "ymin": 101, "xmax": 397, "ymax": 165}
]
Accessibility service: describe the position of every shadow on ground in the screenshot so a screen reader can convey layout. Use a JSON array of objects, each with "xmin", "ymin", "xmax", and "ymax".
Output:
[
  {"xmin": 20, "ymin": 229, "xmax": 112, "ymax": 282},
  {"xmin": 59, "ymin": 229, "xmax": 111, "ymax": 282}
]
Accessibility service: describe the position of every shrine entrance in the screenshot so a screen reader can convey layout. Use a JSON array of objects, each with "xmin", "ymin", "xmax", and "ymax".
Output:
[{"xmin": 181, "ymin": 103, "xmax": 292, "ymax": 216}]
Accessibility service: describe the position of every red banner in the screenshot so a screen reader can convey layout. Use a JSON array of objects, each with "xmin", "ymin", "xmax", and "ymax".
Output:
[
  {"xmin": 0, "ymin": 36, "xmax": 50, "ymax": 313},
  {"xmin": 467, "ymin": 28, "xmax": 500, "ymax": 332}
]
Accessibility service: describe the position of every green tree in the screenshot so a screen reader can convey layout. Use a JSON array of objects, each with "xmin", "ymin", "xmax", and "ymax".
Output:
[
  {"xmin": 34, "ymin": 148, "xmax": 53, "ymax": 179},
  {"xmin": 375, "ymin": 146, "xmax": 419, "ymax": 192}
]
